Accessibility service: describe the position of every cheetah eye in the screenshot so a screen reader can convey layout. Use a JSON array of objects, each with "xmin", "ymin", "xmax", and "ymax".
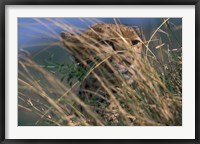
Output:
[
  {"xmin": 101, "ymin": 40, "xmax": 116, "ymax": 50},
  {"xmin": 131, "ymin": 40, "xmax": 140, "ymax": 45}
]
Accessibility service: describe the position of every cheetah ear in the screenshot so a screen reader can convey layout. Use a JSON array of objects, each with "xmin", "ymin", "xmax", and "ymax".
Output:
[
  {"xmin": 131, "ymin": 26, "xmax": 141, "ymax": 37},
  {"xmin": 61, "ymin": 32, "xmax": 74, "ymax": 39}
]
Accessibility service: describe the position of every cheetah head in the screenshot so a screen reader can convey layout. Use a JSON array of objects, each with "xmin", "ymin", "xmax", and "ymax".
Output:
[{"xmin": 61, "ymin": 23, "xmax": 143, "ymax": 85}]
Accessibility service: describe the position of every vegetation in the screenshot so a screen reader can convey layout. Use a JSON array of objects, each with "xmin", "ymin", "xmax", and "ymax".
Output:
[{"xmin": 18, "ymin": 18, "xmax": 182, "ymax": 126}]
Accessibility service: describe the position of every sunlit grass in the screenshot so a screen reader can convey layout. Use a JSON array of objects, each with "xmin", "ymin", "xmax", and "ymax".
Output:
[{"xmin": 18, "ymin": 18, "xmax": 182, "ymax": 126}]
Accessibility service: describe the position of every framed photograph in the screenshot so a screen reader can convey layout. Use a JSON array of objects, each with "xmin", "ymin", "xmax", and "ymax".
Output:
[{"xmin": 1, "ymin": 0, "xmax": 199, "ymax": 143}]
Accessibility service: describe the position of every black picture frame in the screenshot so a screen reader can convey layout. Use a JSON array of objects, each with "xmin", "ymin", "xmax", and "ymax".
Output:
[{"xmin": 0, "ymin": 0, "xmax": 199, "ymax": 143}]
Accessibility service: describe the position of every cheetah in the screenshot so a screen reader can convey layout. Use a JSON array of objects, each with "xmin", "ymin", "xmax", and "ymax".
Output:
[
  {"xmin": 61, "ymin": 23, "xmax": 143, "ymax": 125},
  {"xmin": 61, "ymin": 23, "xmax": 142, "ymax": 84}
]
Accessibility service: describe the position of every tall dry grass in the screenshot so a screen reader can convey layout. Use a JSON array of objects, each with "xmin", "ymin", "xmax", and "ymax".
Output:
[{"xmin": 18, "ymin": 18, "xmax": 182, "ymax": 126}]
